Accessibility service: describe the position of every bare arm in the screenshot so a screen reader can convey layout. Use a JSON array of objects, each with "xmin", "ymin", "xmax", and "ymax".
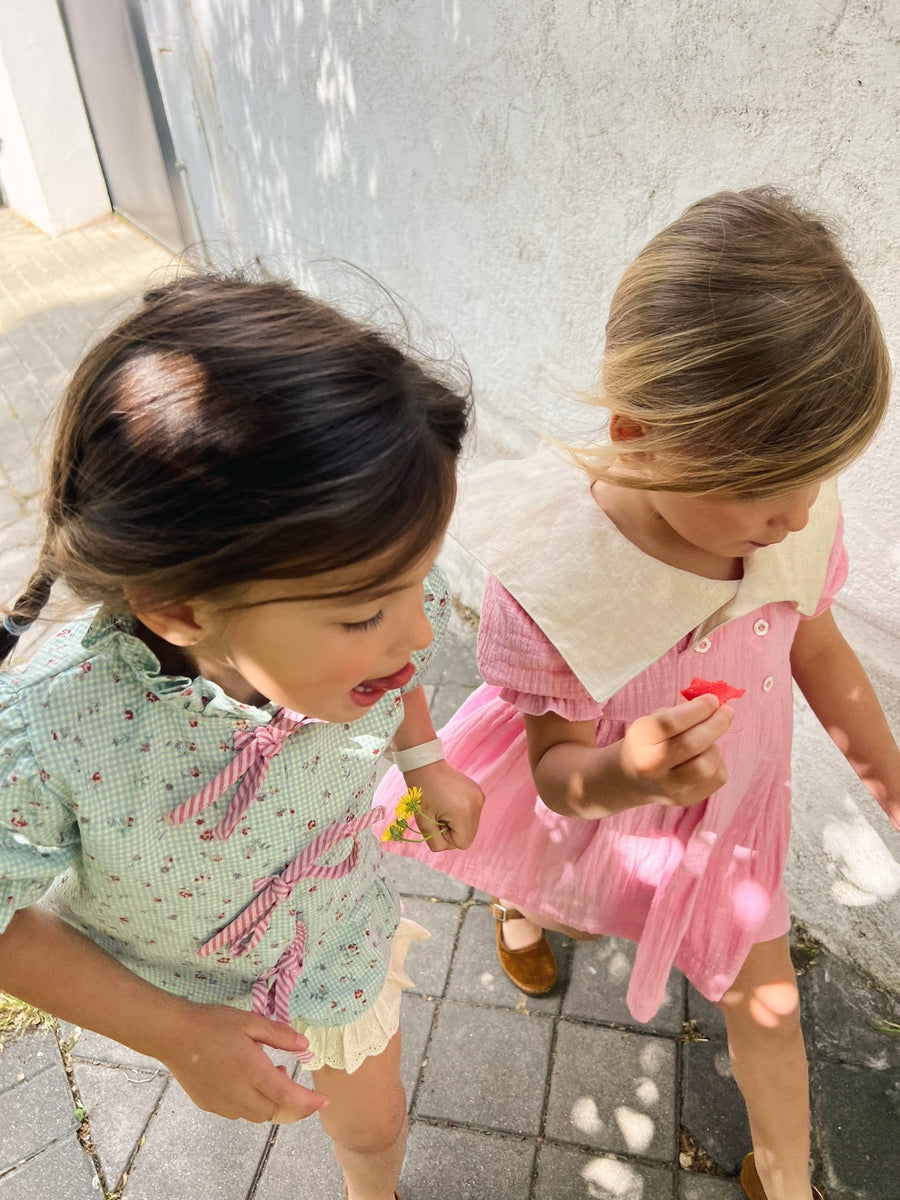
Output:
[
  {"xmin": 524, "ymin": 693, "xmax": 733, "ymax": 818},
  {"xmin": 0, "ymin": 906, "xmax": 327, "ymax": 1122},
  {"xmin": 791, "ymin": 608, "xmax": 900, "ymax": 830}
]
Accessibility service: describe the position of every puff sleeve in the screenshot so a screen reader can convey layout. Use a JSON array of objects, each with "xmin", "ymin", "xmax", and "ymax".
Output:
[
  {"xmin": 802, "ymin": 509, "xmax": 849, "ymax": 621},
  {"xmin": 0, "ymin": 680, "xmax": 79, "ymax": 933},
  {"xmin": 476, "ymin": 576, "xmax": 606, "ymax": 721}
]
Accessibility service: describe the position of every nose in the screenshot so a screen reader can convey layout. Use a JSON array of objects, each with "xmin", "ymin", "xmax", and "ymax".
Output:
[
  {"xmin": 396, "ymin": 592, "xmax": 434, "ymax": 656},
  {"xmin": 768, "ymin": 486, "xmax": 818, "ymax": 534}
]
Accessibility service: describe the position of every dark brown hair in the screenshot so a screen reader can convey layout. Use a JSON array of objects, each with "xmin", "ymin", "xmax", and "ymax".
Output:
[
  {"xmin": 577, "ymin": 187, "xmax": 891, "ymax": 495},
  {"xmin": 1, "ymin": 274, "xmax": 472, "ymax": 663}
]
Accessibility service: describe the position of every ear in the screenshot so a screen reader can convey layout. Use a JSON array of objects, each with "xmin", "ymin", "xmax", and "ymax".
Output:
[
  {"xmin": 131, "ymin": 603, "xmax": 205, "ymax": 648},
  {"xmin": 608, "ymin": 413, "xmax": 648, "ymax": 444}
]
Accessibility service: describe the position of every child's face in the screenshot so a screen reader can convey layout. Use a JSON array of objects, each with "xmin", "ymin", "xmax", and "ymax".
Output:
[
  {"xmin": 192, "ymin": 537, "xmax": 444, "ymax": 722},
  {"xmin": 647, "ymin": 484, "xmax": 820, "ymax": 563}
]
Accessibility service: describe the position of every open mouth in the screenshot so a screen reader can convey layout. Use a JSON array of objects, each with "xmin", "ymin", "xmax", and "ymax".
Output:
[{"xmin": 350, "ymin": 661, "xmax": 416, "ymax": 706}]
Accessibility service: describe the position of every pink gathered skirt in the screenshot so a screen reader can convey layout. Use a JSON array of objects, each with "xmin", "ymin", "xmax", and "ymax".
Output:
[{"xmin": 374, "ymin": 684, "xmax": 790, "ymax": 1022}]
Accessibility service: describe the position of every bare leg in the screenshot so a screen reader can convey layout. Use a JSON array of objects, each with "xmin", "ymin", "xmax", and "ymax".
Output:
[
  {"xmin": 313, "ymin": 1030, "xmax": 406, "ymax": 1200},
  {"xmin": 718, "ymin": 935, "xmax": 814, "ymax": 1200},
  {"xmin": 497, "ymin": 898, "xmax": 603, "ymax": 949}
]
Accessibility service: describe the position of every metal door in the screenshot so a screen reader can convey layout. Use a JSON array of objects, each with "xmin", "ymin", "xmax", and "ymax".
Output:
[{"xmin": 58, "ymin": 0, "xmax": 191, "ymax": 251}]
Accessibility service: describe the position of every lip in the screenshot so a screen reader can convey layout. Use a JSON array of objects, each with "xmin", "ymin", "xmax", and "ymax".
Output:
[
  {"xmin": 748, "ymin": 537, "xmax": 786, "ymax": 549},
  {"xmin": 349, "ymin": 661, "xmax": 416, "ymax": 708}
]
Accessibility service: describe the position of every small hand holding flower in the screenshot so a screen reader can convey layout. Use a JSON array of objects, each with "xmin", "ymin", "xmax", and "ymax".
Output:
[{"xmin": 383, "ymin": 761, "xmax": 484, "ymax": 852}]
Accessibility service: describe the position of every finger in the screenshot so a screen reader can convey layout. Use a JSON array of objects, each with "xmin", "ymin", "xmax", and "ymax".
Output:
[
  {"xmin": 668, "ymin": 746, "xmax": 729, "ymax": 801},
  {"xmin": 248, "ymin": 1016, "xmax": 310, "ymax": 1056},
  {"xmin": 648, "ymin": 704, "xmax": 734, "ymax": 771},
  {"xmin": 436, "ymin": 806, "xmax": 481, "ymax": 851},
  {"xmin": 642, "ymin": 694, "xmax": 721, "ymax": 744},
  {"xmin": 258, "ymin": 1069, "xmax": 329, "ymax": 1121},
  {"xmin": 413, "ymin": 808, "xmax": 454, "ymax": 853}
]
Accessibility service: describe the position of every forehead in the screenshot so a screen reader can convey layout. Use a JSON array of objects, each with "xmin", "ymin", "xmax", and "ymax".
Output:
[{"xmin": 247, "ymin": 536, "xmax": 443, "ymax": 608}]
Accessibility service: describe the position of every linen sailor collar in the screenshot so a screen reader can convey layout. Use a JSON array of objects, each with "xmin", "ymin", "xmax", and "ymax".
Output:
[{"xmin": 450, "ymin": 445, "xmax": 838, "ymax": 703}]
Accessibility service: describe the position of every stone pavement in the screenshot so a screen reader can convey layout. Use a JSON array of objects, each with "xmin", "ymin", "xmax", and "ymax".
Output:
[{"xmin": 1, "ymin": 208, "xmax": 899, "ymax": 1199}]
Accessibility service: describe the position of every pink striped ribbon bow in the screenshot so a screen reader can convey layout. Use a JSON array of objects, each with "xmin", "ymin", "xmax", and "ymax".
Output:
[
  {"xmin": 195, "ymin": 807, "xmax": 385, "ymax": 1039},
  {"xmin": 167, "ymin": 709, "xmax": 310, "ymax": 840}
]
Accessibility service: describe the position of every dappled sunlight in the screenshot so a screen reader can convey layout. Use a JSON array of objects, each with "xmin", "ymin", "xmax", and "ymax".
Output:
[
  {"xmin": 822, "ymin": 806, "xmax": 900, "ymax": 906},
  {"xmin": 638, "ymin": 1039, "xmax": 668, "ymax": 1075},
  {"xmin": 731, "ymin": 878, "xmax": 772, "ymax": 929},
  {"xmin": 571, "ymin": 1094, "xmax": 604, "ymax": 1137},
  {"xmin": 315, "ymin": 34, "xmax": 358, "ymax": 181},
  {"xmin": 613, "ymin": 1105, "xmax": 655, "ymax": 1153},
  {"xmin": 713, "ymin": 1049, "xmax": 734, "ymax": 1079},
  {"xmin": 580, "ymin": 1155, "xmax": 646, "ymax": 1198},
  {"xmin": 748, "ymin": 980, "xmax": 800, "ymax": 1028},
  {"xmin": 633, "ymin": 1077, "xmax": 658, "ymax": 1106}
]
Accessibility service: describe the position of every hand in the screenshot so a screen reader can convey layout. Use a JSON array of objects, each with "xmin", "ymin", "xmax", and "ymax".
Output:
[
  {"xmin": 402, "ymin": 759, "xmax": 484, "ymax": 851},
  {"xmin": 156, "ymin": 999, "xmax": 329, "ymax": 1123},
  {"xmin": 619, "ymin": 693, "xmax": 734, "ymax": 808}
]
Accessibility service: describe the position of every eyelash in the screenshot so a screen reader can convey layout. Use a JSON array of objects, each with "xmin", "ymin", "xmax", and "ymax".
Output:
[{"xmin": 343, "ymin": 611, "xmax": 385, "ymax": 633}]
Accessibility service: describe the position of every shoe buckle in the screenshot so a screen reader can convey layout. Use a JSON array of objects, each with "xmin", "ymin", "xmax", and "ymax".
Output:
[{"xmin": 490, "ymin": 901, "xmax": 510, "ymax": 922}]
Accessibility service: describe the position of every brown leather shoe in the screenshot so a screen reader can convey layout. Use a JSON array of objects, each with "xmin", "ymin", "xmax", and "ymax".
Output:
[
  {"xmin": 739, "ymin": 1152, "xmax": 826, "ymax": 1200},
  {"xmin": 490, "ymin": 898, "xmax": 557, "ymax": 996}
]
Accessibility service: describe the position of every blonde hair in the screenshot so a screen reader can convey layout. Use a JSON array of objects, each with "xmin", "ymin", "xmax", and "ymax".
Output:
[{"xmin": 577, "ymin": 187, "xmax": 891, "ymax": 496}]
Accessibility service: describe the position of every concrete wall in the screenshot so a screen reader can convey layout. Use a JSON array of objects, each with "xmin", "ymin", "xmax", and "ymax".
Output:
[
  {"xmin": 0, "ymin": 0, "xmax": 109, "ymax": 236},
  {"xmin": 140, "ymin": 0, "xmax": 900, "ymax": 987}
]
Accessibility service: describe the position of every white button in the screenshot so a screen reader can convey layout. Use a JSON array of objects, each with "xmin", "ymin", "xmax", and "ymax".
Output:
[
  {"xmin": 695, "ymin": 638, "xmax": 712, "ymax": 653},
  {"xmin": 753, "ymin": 619, "xmax": 769, "ymax": 637},
  {"xmin": 762, "ymin": 676, "xmax": 774, "ymax": 692}
]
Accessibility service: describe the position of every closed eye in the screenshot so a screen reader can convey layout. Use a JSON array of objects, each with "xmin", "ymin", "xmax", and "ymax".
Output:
[{"xmin": 343, "ymin": 611, "xmax": 385, "ymax": 633}]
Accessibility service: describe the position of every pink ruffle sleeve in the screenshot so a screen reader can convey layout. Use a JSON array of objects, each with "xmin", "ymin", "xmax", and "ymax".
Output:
[
  {"xmin": 476, "ymin": 575, "xmax": 606, "ymax": 721},
  {"xmin": 802, "ymin": 509, "xmax": 848, "ymax": 620}
]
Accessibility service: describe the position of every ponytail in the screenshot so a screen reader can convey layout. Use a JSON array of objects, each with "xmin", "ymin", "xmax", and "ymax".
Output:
[{"xmin": 0, "ymin": 564, "xmax": 55, "ymax": 666}]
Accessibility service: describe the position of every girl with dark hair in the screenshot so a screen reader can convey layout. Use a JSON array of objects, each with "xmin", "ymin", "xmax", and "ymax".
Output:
[{"xmin": 0, "ymin": 274, "xmax": 482, "ymax": 1200}]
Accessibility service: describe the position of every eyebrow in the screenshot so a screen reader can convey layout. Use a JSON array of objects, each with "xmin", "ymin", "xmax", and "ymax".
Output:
[{"xmin": 239, "ymin": 578, "xmax": 415, "ymax": 611}]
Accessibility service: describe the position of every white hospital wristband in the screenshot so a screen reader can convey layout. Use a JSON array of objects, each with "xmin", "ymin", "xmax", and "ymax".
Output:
[{"xmin": 392, "ymin": 739, "xmax": 445, "ymax": 772}]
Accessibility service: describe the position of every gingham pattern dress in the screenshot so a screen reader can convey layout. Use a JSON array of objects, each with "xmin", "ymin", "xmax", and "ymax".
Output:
[{"xmin": 0, "ymin": 568, "xmax": 450, "ymax": 1034}]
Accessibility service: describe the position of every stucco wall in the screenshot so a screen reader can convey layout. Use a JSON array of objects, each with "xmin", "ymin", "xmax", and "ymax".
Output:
[
  {"xmin": 0, "ymin": 0, "xmax": 109, "ymax": 235},
  {"xmin": 141, "ymin": 0, "xmax": 900, "ymax": 986}
]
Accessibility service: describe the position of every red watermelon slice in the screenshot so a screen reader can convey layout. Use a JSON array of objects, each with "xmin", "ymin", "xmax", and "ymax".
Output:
[{"xmin": 680, "ymin": 677, "xmax": 746, "ymax": 705}]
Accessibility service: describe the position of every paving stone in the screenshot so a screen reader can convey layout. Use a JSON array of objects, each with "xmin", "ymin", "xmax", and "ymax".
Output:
[
  {"xmin": 681, "ymin": 1041, "xmax": 747, "ymax": 1176},
  {"xmin": 804, "ymin": 950, "xmax": 900, "ymax": 1069},
  {"xmin": 0, "ymin": 1028, "xmax": 60, "ymax": 1093},
  {"xmin": 536, "ymin": 1143, "xmax": 675, "ymax": 1199},
  {"xmin": 430, "ymin": 681, "xmax": 480, "ymax": 729},
  {"xmin": 813, "ymin": 1059, "xmax": 900, "ymax": 1200},
  {"xmin": 60, "ymin": 1023, "xmax": 167, "ymax": 1073},
  {"xmin": 71, "ymin": 1062, "xmax": 167, "ymax": 1192},
  {"xmin": 426, "ymin": 610, "xmax": 481, "ymax": 687},
  {"xmin": 0, "ymin": 1063, "xmax": 79, "ymax": 1174},
  {"xmin": 677, "ymin": 1171, "xmax": 744, "ymax": 1199},
  {"xmin": 254, "ymin": 1116, "xmax": 344, "ymax": 1199},
  {"xmin": 445, "ymin": 902, "xmax": 568, "ymax": 1014},
  {"xmin": 398, "ymin": 896, "xmax": 463, "ymax": 996},
  {"xmin": 401, "ymin": 1122, "xmax": 536, "ymax": 1198},
  {"xmin": 121, "ymin": 1078, "xmax": 271, "ymax": 1199},
  {"xmin": 415, "ymin": 1000, "xmax": 552, "ymax": 1133},
  {"xmin": 397, "ymin": 991, "xmax": 435, "ymax": 1099},
  {"xmin": 545, "ymin": 1022, "xmax": 676, "ymax": 1161},
  {"xmin": 382, "ymin": 848, "xmax": 472, "ymax": 901},
  {"xmin": 685, "ymin": 983, "xmax": 728, "ymax": 1042},
  {"xmin": 0, "ymin": 1133, "xmax": 99, "ymax": 1198},
  {"xmin": 564, "ymin": 938, "xmax": 685, "ymax": 1035}
]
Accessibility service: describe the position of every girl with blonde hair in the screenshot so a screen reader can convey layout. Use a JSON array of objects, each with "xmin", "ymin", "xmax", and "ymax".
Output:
[{"xmin": 378, "ymin": 188, "xmax": 898, "ymax": 1200}]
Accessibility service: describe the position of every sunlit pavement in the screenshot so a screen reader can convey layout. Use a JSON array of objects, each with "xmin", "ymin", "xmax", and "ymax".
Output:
[{"xmin": 0, "ymin": 209, "xmax": 897, "ymax": 1200}]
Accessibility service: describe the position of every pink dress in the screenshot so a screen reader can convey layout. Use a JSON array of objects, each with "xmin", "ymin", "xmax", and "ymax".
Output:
[{"xmin": 375, "ymin": 449, "xmax": 846, "ymax": 1021}]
